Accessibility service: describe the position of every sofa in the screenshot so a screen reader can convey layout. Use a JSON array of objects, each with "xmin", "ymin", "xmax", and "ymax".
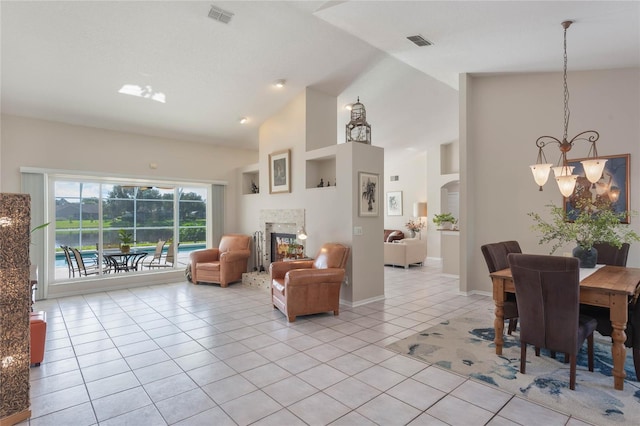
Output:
[
  {"xmin": 384, "ymin": 237, "xmax": 427, "ymax": 269},
  {"xmin": 384, "ymin": 229, "xmax": 405, "ymax": 243}
]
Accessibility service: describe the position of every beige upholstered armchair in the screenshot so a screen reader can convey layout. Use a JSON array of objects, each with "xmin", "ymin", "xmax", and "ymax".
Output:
[
  {"xmin": 270, "ymin": 243, "xmax": 350, "ymax": 322},
  {"xmin": 189, "ymin": 234, "xmax": 251, "ymax": 287}
]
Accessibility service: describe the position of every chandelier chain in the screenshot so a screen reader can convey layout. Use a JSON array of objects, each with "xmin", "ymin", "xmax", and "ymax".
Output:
[{"xmin": 563, "ymin": 25, "xmax": 570, "ymax": 143}]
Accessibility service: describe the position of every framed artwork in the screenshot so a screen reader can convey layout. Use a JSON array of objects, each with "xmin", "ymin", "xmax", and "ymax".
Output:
[
  {"xmin": 386, "ymin": 191, "xmax": 403, "ymax": 216},
  {"xmin": 269, "ymin": 149, "xmax": 291, "ymax": 194},
  {"xmin": 359, "ymin": 172, "xmax": 379, "ymax": 217},
  {"xmin": 565, "ymin": 153, "xmax": 630, "ymax": 223}
]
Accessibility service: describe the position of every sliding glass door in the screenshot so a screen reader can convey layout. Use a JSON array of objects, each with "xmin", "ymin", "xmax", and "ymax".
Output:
[{"xmin": 53, "ymin": 179, "xmax": 208, "ymax": 281}]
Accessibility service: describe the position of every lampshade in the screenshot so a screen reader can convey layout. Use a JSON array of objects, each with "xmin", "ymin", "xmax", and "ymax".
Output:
[
  {"xmin": 297, "ymin": 226, "xmax": 307, "ymax": 240},
  {"xmin": 413, "ymin": 202, "xmax": 427, "ymax": 218},
  {"xmin": 581, "ymin": 158, "xmax": 607, "ymax": 183},
  {"xmin": 556, "ymin": 175, "xmax": 578, "ymax": 197},
  {"xmin": 552, "ymin": 165, "xmax": 574, "ymax": 177},
  {"xmin": 530, "ymin": 163, "xmax": 552, "ymax": 187}
]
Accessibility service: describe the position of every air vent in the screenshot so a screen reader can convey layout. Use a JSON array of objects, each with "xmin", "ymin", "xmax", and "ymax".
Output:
[
  {"xmin": 208, "ymin": 5, "xmax": 234, "ymax": 24},
  {"xmin": 406, "ymin": 35, "xmax": 433, "ymax": 47}
]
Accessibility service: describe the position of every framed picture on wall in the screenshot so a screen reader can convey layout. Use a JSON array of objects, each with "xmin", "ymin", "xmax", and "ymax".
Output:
[
  {"xmin": 359, "ymin": 172, "xmax": 379, "ymax": 217},
  {"xmin": 269, "ymin": 149, "xmax": 291, "ymax": 194},
  {"xmin": 565, "ymin": 153, "xmax": 630, "ymax": 223},
  {"xmin": 386, "ymin": 191, "xmax": 402, "ymax": 216}
]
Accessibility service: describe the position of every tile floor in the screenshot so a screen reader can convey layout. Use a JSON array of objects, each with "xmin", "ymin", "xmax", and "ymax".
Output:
[{"xmin": 23, "ymin": 260, "xmax": 594, "ymax": 425}]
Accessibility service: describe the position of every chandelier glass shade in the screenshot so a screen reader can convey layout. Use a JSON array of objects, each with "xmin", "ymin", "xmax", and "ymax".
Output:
[{"xmin": 530, "ymin": 21, "xmax": 606, "ymax": 197}]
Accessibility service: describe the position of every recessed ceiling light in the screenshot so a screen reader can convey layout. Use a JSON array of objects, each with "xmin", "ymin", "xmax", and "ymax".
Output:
[
  {"xmin": 273, "ymin": 79, "xmax": 286, "ymax": 88},
  {"xmin": 239, "ymin": 117, "xmax": 248, "ymax": 124}
]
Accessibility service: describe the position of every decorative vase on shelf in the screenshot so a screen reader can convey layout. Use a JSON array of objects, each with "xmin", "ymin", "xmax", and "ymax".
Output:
[
  {"xmin": 409, "ymin": 230, "xmax": 416, "ymax": 238},
  {"xmin": 572, "ymin": 245, "xmax": 597, "ymax": 268}
]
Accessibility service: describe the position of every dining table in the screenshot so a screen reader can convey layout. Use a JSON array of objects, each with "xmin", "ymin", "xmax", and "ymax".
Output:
[
  {"xmin": 490, "ymin": 264, "xmax": 640, "ymax": 391},
  {"xmin": 103, "ymin": 249, "xmax": 148, "ymax": 272}
]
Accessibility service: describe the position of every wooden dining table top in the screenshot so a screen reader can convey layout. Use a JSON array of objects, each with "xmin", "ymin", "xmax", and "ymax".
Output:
[{"xmin": 491, "ymin": 265, "xmax": 640, "ymax": 296}]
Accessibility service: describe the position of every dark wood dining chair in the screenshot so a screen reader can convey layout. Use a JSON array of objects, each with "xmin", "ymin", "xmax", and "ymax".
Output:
[
  {"xmin": 508, "ymin": 253, "xmax": 596, "ymax": 390},
  {"xmin": 593, "ymin": 242, "xmax": 630, "ymax": 267},
  {"xmin": 481, "ymin": 241, "xmax": 521, "ymax": 334}
]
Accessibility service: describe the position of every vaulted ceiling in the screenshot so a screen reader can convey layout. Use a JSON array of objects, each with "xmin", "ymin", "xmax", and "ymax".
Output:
[{"xmin": 2, "ymin": 1, "xmax": 638, "ymax": 153}]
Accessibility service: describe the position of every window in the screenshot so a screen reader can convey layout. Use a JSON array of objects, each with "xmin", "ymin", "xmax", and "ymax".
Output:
[{"xmin": 53, "ymin": 179, "xmax": 209, "ymax": 281}]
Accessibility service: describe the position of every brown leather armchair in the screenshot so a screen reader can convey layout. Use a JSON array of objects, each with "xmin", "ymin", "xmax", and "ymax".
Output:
[
  {"xmin": 270, "ymin": 243, "xmax": 350, "ymax": 322},
  {"xmin": 189, "ymin": 234, "xmax": 251, "ymax": 287}
]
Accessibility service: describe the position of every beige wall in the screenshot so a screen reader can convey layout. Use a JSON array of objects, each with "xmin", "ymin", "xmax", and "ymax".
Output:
[
  {"xmin": 461, "ymin": 68, "xmax": 640, "ymax": 294},
  {"xmin": 237, "ymin": 88, "xmax": 385, "ymax": 305},
  {"xmin": 383, "ymin": 151, "xmax": 427, "ymax": 234},
  {"xmin": 0, "ymin": 114, "xmax": 258, "ymax": 232}
]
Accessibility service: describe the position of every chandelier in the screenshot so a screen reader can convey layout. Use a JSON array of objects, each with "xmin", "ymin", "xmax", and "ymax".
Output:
[{"xmin": 530, "ymin": 21, "xmax": 605, "ymax": 198}]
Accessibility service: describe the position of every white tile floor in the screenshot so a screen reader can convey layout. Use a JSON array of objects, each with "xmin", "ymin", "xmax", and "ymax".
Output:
[{"xmin": 23, "ymin": 260, "xmax": 595, "ymax": 425}]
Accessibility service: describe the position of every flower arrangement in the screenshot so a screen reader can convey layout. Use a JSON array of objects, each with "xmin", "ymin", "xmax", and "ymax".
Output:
[
  {"xmin": 406, "ymin": 219, "xmax": 426, "ymax": 232},
  {"xmin": 528, "ymin": 200, "xmax": 640, "ymax": 254}
]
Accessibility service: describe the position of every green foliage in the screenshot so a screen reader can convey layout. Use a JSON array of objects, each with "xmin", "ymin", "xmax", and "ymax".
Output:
[
  {"xmin": 180, "ymin": 227, "xmax": 206, "ymax": 243},
  {"xmin": 529, "ymin": 201, "xmax": 640, "ymax": 254},
  {"xmin": 118, "ymin": 229, "xmax": 135, "ymax": 245},
  {"xmin": 433, "ymin": 213, "xmax": 457, "ymax": 226}
]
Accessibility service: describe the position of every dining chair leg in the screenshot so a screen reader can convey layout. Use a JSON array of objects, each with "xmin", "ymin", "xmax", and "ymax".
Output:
[
  {"xmin": 535, "ymin": 347, "xmax": 540, "ymax": 357},
  {"xmin": 550, "ymin": 351, "xmax": 556, "ymax": 359},
  {"xmin": 520, "ymin": 343, "xmax": 527, "ymax": 374},
  {"xmin": 569, "ymin": 354, "xmax": 577, "ymax": 390},
  {"xmin": 587, "ymin": 334, "xmax": 594, "ymax": 372},
  {"xmin": 634, "ymin": 348, "xmax": 640, "ymax": 381},
  {"xmin": 507, "ymin": 319, "xmax": 517, "ymax": 335}
]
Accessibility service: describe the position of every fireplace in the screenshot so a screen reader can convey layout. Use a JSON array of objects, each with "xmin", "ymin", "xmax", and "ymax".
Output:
[
  {"xmin": 270, "ymin": 233, "xmax": 300, "ymax": 262},
  {"xmin": 258, "ymin": 209, "xmax": 306, "ymax": 268}
]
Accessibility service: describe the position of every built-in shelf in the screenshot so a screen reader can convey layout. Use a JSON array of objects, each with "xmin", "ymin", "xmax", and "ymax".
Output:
[
  {"xmin": 241, "ymin": 165, "xmax": 260, "ymax": 195},
  {"xmin": 305, "ymin": 145, "xmax": 336, "ymax": 189}
]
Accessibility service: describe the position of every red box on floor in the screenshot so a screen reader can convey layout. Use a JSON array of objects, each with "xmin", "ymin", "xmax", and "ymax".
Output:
[{"xmin": 30, "ymin": 311, "xmax": 46, "ymax": 366}]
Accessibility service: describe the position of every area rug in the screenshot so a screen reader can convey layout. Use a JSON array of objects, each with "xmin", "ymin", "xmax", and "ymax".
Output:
[{"xmin": 386, "ymin": 316, "xmax": 640, "ymax": 425}]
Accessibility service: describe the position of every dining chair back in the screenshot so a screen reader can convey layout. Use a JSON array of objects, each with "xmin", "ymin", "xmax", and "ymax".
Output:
[
  {"xmin": 593, "ymin": 242, "xmax": 630, "ymax": 267},
  {"xmin": 508, "ymin": 253, "xmax": 596, "ymax": 390},
  {"xmin": 481, "ymin": 241, "xmax": 522, "ymax": 334}
]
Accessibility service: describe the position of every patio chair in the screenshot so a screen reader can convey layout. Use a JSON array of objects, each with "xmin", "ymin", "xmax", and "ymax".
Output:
[
  {"xmin": 60, "ymin": 245, "xmax": 79, "ymax": 278},
  {"xmin": 69, "ymin": 247, "xmax": 100, "ymax": 276},
  {"xmin": 148, "ymin": 241, "xmax": 179, "ymax": 269},
  {"xmin": 141, "ymin": 240, "xmax": 166, "ymax": 268}
]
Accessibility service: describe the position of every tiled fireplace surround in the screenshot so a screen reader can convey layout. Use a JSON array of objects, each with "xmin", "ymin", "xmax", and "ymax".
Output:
[{"xmin": 243, "ymin": 209, "xmax": 305, "ymax": 291}]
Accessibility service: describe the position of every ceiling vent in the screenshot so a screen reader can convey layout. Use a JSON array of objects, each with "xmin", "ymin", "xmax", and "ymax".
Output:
[
  {"xmin": 406, "ymin": 35, "xmax": 433, "ymax": 47},
  {"xmin": 208, "ymin": 5, "xmax": 234, "ymax": 24}
]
